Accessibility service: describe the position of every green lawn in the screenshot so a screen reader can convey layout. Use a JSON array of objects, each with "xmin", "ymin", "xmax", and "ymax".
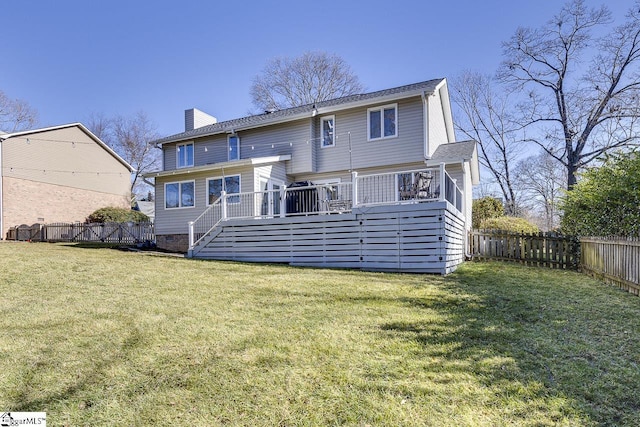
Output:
[{"xmin": 1, "ymin": 242, "xmax": 639, "ymax": 426}]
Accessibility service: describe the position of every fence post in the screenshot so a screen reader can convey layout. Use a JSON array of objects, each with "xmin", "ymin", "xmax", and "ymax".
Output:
[
  {"xmin": 352, "ymin": 171, "xmax": 358, "ymax": 206},
  {"xmin": 439, "ymin": 163, "xmax": 446, "ymax": 202},
  {"xmin": 221, "ymin": 191, "xmax": 228, "ymax": 220}
]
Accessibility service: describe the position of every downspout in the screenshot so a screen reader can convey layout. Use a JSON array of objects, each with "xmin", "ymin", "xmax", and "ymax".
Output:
[{"xmin": 421, "ymin": 92, "xmax": 431, "ymax": 162}]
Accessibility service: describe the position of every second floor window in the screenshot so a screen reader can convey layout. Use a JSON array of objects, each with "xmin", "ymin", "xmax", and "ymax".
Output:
[
  {"xmin": 228, "ymin": 135, "xmax": 240, "ymax": 161},
  {"xmin": 368, "ymin": 104, "xmax": 397, "ymax": 141},
  {"xmin": 177, "ymin": 142, "xmax": 194, "ymax": 168},
  {"xmin": 321, "ymin": 116, "xmax": 335, "ymax": 147}
]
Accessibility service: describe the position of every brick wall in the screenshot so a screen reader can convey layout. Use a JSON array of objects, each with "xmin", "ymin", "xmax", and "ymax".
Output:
[
  {"xmin": 2, "ymin": 176, "xmax": 130, "ymax": 237},
  {"xmin": 156, "ymin": 234, "xmax": 189, "ymax": 253}
]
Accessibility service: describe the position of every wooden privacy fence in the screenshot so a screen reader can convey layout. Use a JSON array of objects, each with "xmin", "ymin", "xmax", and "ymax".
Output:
[
  {"xmin": 469, "ymin": 230, "xmax": 579, "ymax": 269},
  {"xmin": 7, "ymin": 222, "xmax": 154, "ymax": 244},
  {"xmin": 581, "ymin": 237, "xmax": 640, "ymax": 296}
]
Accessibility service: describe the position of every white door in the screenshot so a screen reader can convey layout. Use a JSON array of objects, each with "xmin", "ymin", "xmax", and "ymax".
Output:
[{"xmin": 259, "ymin": 178, "xmax": 284, "ymax": 217}]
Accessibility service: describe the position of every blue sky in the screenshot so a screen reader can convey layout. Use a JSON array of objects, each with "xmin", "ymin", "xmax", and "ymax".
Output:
[{"xmin": 1, "ymin": 0, "xmax": 631, "ymax": 137}]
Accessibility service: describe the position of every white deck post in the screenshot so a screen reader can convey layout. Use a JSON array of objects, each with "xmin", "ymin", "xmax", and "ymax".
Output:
[
  {"xmin": 352, "ymin": 171, "xmax": 358, "ymax": 206},
  {"xmin": 439, "ymin": 163, "xmax": 446, "ymax": 202},
  {"xmin": 188, "ymin": 221, "xmax": 194, "ymax": 250},
  {"xmin": 221, "ymin": 191, "xmax": 228, "ymax": 219},
  {"xmin": 280, "ymin": 186, "xmax": 286, "ymax": 218}
]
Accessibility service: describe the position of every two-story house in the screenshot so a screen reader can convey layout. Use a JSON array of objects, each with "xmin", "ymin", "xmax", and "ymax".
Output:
[
  {"xmin": 147, "ymin": 78, "xmax": 479, "ymax": 273},
  {"xmin": 0, "ymin": 123, "xmax": 133, "ymax": 238}
]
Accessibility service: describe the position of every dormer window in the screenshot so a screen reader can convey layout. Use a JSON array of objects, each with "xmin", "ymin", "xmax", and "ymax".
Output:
[
  {"xmin": 321, "ymin": 116, "xmax": 335, "ymax": 148},
  {"xmin": 228, "ymin": 135, "xmax": 240, "ymax": 161},
  {"xmin": 177, "ymin": 142, "xmax": 194, "ymax": 168}
]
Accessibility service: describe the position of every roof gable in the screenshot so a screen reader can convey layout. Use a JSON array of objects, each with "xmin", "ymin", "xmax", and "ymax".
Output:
[{"xmin": 0, "ymin": 123, "xmax": 133, "ymax": 172}]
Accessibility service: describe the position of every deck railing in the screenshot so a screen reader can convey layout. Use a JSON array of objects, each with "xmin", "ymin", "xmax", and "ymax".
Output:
[{"xmin": 189, "ymin": 164, "xmax": 462, "ymax": 249}]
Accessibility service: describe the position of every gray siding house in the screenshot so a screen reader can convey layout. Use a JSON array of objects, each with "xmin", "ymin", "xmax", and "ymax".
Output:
[{"xmin": 147, "ymin": 79, "xmax": 479, "ymax": 273}]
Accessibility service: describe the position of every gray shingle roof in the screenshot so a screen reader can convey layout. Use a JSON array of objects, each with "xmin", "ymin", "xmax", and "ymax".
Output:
[
  {"xmin": 430, "ymin": 140, "xmax": 477, "ymax": 162},
  {"xmin": 153, "ymin": 78, "xmax": 445, "ymax": 145}
]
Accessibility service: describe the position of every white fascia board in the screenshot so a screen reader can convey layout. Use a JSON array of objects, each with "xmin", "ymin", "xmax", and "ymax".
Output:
[{"xmin": 437, "ymin": 81, "xmax": 456, "ymax": 142}]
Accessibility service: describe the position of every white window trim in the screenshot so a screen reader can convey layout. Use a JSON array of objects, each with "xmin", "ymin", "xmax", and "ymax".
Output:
[
  {"xmin": 176, "ymin": 142, "xmax": 194, "ymax": 168},
  {"xmin": 206, "ymin": 174, "xmax": 242, "ymax": 206},
  {"xmin": 320, "ymin": 115, "xmax": 336, "ymax": 148},
  {"xmin": 367, "ymin": 103, "xmax": 398, "ymax": 141},
  {"xmin": 228, "ymin": 135, "xmax": 240, "ymax": 161},
  {"xmin": 164, "ymin": 180, "xmax": 195, "ymax": 209}
]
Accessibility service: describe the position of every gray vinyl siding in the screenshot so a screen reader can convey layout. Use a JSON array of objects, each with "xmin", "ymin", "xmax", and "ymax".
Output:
[
  {"xmin": 154, "ymin": 167, "xmax": 254, "ymax": 235},
  {"xmin": 428, "ymin": 89, "xmax": 450, "ymax": 157},
  {"xmin": 2, "ymin": 126, "xmax": 130, "ymax": 197},
  {"xmin": 163, "ymin": 135, "xmax": 227, "ymax": 170},
  {"xmin": 239, "ymin": 119, "xmax": 312, "ymax": 174},
  {"xmin": 162, "ymin": 119, "xmax": 312, "ymax": 174},
  {"xmin": 315, "ymin": 96, "xmax": 425, "ymax": 174},
  {"xmin": 161, "ymin": 96, "xmax": 428, "ymax": 176},
  {"xmin": 196, "ymin": 135, "xmax": 228, "ymax": 165},
  {"xmin": 163, "ymin": 142, "xmax": 176, "ymax": 170}
]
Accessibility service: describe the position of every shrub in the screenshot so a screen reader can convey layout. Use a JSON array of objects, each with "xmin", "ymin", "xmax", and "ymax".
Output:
[
  {"xmin": 480, "ymin": 216, "xmax": 540, "ymax": 234},
  {"xmin": 561, "ymin": 151, "xmax": 640, "ymax": 237},
  {"xmin": 472, "ymin": 197, "xmax": 504, "ymax": 229},
  {"xmin": 87, "ymin": 207, "xmax": 149, "ymax": 223}
]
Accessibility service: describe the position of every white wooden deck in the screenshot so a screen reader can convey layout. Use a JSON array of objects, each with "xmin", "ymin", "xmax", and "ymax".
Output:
[{"xmin": 189, "ymin": 201, "xmax": 466, "ymax": 274}]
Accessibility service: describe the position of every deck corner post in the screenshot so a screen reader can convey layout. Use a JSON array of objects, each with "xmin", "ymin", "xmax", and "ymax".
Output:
[
  {"xmin": 439, "ymin": 162, "xmax": 446, "ymax": 202},
  {"xmin": 188, "ymin": 221, "xmax": 195, "ymax": 250},
  {"xmin": 221, "ymin": 191, "xmax": 228, "ymax": 220}
]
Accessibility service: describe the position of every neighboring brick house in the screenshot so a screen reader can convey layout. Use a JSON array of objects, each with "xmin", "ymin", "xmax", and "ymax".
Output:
[{"xmin": 0, "ymin": 123, "xmax": 133, "ymax": 237}]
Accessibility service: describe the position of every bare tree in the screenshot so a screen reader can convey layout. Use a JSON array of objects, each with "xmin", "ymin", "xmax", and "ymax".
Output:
[
  {"xmin": 452, "ymin": 71, "xmax": 522, "ymax": 215},
  {"xmin": 250, "ymin": 51, "xmax": 364, "ymax": 111},
  {"xmin": 500, "ymin": 0, "xmax": 640, "ymax": 189},
  {"xmin": 86, "ymin": 111, "xmax": 160, "ymax": 199},
  {"xmin": 515, "ymin": 151, "xmax": 567, "ymax": 230},
  {"xmin": 0, "ymin": 90, "xmax": 38, "ymax": 132},
  {"xmin": 111, "ymin": 112, "xmax": 160, "ymax": 198},
  {"xmin": 84, "ymin": 112, "xmax": 111, "ymax": 142}
]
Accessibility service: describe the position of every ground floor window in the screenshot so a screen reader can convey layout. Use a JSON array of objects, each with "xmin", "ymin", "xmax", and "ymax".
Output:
[
  {"xmin": 207, "ymin": 175, "xmax": 241, "ymax": 204},
  {"xmin": 165, "ymin": 180, "xmax": 195, "ymax": 208}
]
